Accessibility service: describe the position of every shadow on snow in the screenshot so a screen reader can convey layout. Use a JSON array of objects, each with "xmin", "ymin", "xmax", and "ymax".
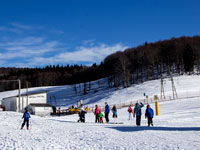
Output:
[{"xmin": 108, "ymin": 126, "xmax": 200, "ymax": 132}]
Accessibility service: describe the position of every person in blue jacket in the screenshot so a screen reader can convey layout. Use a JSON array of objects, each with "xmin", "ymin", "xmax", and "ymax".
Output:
[
  {"xmin": 21, "ymin": 108, "xmax": 31, "ymax": 130},
  {"xmin": 112, "ymin": 105, "xmax": 117, "ymax": 118},
  {"xmin": 145, "ymin": 104, "xmax": 154, "ymax": 127},
  {"xmin": 105, "ymin": 102, "xmax": 110, "ymax": 123}
]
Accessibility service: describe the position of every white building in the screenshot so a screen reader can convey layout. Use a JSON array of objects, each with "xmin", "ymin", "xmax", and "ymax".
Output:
[
  {"xmin": 1, "ymin": 91, "xmax": 53, "ymax": 116},
  {"xmin": 27, "ymin": 103, "xmax": 53, "ymax": 116}
]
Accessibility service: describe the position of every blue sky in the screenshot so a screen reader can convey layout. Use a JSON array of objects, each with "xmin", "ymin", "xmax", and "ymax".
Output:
[{"xmin": 0, "ymin": 0, "xmax": 200, "ymax": 68}]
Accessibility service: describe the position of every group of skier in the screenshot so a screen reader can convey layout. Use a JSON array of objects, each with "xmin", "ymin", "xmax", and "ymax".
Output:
[
  {"xmin": 20, "ymin": 101, "xmax": 154, "ymax": 129},
  {"xmin": 92, "ymin": 101, "xmax": 154, "ymax": 126},
  {"xmin": 71, "ymin": 101, "xmax": 154, "ymax": 126},
  {"xmin": 93, "ymin": 102, "xmax": 117, "ymax": 123},
  {"xmin": 128, "ymin": 102, "xmax": 154, "ymax": 126}
]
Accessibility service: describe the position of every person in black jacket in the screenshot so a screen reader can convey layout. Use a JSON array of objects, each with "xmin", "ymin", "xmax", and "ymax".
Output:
[{"xmin": 133, "ymin": 102, "xmax": 144, "ymax": 126}]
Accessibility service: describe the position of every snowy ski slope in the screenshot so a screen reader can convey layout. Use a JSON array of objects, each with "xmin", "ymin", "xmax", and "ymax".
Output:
[{"xmin": 0, "ymin": 75, "xmax": 200, "ymax": 149}]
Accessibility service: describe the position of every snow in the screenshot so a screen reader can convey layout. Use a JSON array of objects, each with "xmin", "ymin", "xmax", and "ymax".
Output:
[
  {"xmin": 1, "ymin": 98, "xmax": 200, "ymax": 149},
  {"xmin": 1, "ymin": 75, "xmax": 200, "ymax": 108},
  {"xmin": 0, "ymin": 75, "xmax": 200, "ymax": 149}
]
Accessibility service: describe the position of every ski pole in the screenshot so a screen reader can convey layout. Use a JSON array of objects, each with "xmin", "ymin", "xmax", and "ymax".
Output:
[
  {"xmin": 29, "ymin": 119, "xmax": 31, "ymax": 130},
  {"xmin": 19, "ymin": 118, "xmax": 23, "ymax": 129}
]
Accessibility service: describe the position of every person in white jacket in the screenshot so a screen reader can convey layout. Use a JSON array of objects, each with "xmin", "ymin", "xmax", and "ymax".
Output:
[{"xmin": 78, "ymin": 104, "xmax": 86, "ymax": 123}]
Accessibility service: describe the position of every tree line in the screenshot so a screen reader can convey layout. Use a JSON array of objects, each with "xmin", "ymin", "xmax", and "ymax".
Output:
[
  {"xmin": 104, "ymin": 36, "xmax": 199, "ymax": 88},
  {"xmin": 0, "ymin": 36, "xmax": 199, "ymax": 92}
]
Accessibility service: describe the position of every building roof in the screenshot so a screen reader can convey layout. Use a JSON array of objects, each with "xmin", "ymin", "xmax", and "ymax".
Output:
[
  {"xmin": 29, "ymin": 103, "xmax": 52, "ymax": 107},
  {"xmin": 21, "ymin": 90, "xmax": 48, "ymax": 96}
]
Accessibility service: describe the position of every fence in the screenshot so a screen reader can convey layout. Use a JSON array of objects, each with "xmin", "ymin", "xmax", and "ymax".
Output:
[{"xmin": 88, "ymin": 90, "xmax": 200, "ymax": 113}]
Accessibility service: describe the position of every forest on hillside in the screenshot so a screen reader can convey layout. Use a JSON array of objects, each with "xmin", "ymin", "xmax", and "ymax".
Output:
[{"xmin": 0, "ymin": 36, "xmax": 199, "ymax": 92}]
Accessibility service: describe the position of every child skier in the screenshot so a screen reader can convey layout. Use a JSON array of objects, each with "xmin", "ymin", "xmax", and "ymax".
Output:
[
  {"xmin": 127, "ymin": 105, "xmax": 133, "ymax": 120},
  {"xmin": 145, "ymin": 104, "xmax": 154, "ymax": 127},
  {"xmin": 98, "ymin": 110, "xmax": 104, "ymax": 123},
  {"xmin": 21, "ymin": 108, "xmax": 31, "ymax": 130},
  {"xmin": 112, "ymin": 105, "xmax": 117, "ymax": 123}
]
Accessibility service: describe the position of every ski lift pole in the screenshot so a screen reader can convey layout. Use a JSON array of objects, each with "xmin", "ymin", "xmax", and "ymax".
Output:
[{"xmin": 18, "ymin": 79, "xmax": 21, "ymax": 112}]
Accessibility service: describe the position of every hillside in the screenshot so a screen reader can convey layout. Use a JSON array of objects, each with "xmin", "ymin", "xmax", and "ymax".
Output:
[{"xmin": 1, "ymin": 75, "xmax": 200, "ymax": 109}]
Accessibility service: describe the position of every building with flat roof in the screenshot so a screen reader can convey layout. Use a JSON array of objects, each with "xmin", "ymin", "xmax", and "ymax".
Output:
[{"xmin": 1, "ymin": 91, "xmax": 52, "ymax": 116}]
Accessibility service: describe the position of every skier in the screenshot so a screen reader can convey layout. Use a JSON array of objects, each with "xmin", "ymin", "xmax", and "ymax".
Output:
[
  {"xmin": 145, "ymin": 104, "xmax": 154, "ymax": 127},
  {"xmin": 94, "ymin": 105, "xmax": 100, "ymax": 123},
  {"xmin": 112, "ymin": 105, "xmax": 117, "ymax": 123},
  {"xmin": 98, "ymin": 110, "xmax": 104, "ymax": 123},
  {"xmin": 133, "ymin": 102, "xmax": 144, "ymax": 126},
  {"xmin": 78, "ymin": 104, "xmax": 86, "ymax": 123},
  {"xmin": 58, "ymin": 107, "xmax": 61, "ymax": 116},
  {"xmin": 21, "ymin": 108, "xmax": 31, "ymax": 130},
  {"xmin": 112, "ymin": 105, "xmax": 117, "ymax": 118},
  {"xmin": 127, "ymin": 105, "xmax": 133, "ymax": 120},
  {"xmin": 105, "ymin": 102, "xmax": 110, "ymax": 123}
]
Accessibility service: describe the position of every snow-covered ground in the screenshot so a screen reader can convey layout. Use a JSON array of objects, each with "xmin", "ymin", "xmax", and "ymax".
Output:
[
  {"xmin": 0, "ymin": 97, "xmax": 200, "ymax": 150},
  {"xmin": 0, "ymin": 75, "xmax": 200, "ymax": 149}
]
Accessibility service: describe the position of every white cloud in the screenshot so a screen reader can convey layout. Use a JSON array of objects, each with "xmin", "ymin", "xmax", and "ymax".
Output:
[
  {"xmin": 0, "ymin": 26, "xmax": 22, "ymax": 34},
  {"xmin": 10, "ymin": 22, "xmax": 31, "ymax": 30},
  {"xmin": 0, "ymin": 22, "xmax": 61, "ymax": 35},
  {"xmin": 0, "ymin": 36, "xmax": 44, "ymax": 47},
  {"xmin": 49, "ymin": 29, "xmax": 64, "ymax": 34},
  {"xmin": 0, "ymin": 22, "xmax": 128, "ymax": 67},
  {"xmin": 0, "ymin": 40, "xmax": 128, "ymax": 67},
  {"xmin": 0, "ymin": 37, "xmax": 60, "ymax": 60},
  {"xmin": 27, "ymin": 43, "xmax": 128, "ymax": 66},
  {"xmin": 0, "ymin": 22, "xmax": 34, "ymax": 34}
]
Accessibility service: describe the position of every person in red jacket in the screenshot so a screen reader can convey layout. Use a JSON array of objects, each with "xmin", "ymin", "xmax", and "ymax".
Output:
[
  {"xmin": 94, "ymin": 105, "xmax": 100, "ymax": 123},
  {"xmin": 127, "ymin": 105, "xmax": 133, "ymax": 120}
]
